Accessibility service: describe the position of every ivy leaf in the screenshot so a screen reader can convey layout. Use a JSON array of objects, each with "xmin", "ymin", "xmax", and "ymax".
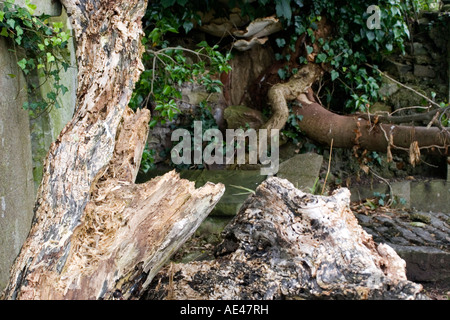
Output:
[
  {"xmin": 331, "ymin": 69, "xmax": 339, "ymax": 81},
  {"xmin": 46, "ymin": 52, "xmax": 55, "ymax": 63},
  {"xmin": 431, "ymin": 91, "xmax": 436, "ymax": 100},
  {"xmin": 52, "ymin": 22, "xmax": 64, "ymax": 32},
  {"xmin": 183, "ymin": 20, "xmax": 193, "ymax": 33},
  {"xmin": 277, "ymin": 68, "xmax": 287, "ymax": 80},
  {"xmin": 149, "ymin": 119, "xmax": 158, "ymax": 128},
  {"xmin": 275, "ymin": 38, "xmax": 286, "ymax": 48},
  {"xmin": 17, "ymin": 58, "xmax": 27, "ymax": 70},
  {"xmin": 293, "ymin": 0, "xmax": 304, "ymax": 7},
  {"xmin": 25, "ymin": 0, "xmax": 37, "ymax": 14},
  {"xmin": 47, "ymin": 91, "xmax": 57, "ymax": 101},
  {"xmin": 15, "ymin": 26, "xmax": 23, "ymax": 37},
  {"xmin": 366, "ymin": 31, "xmax": 375, "ymax": 42},
  {"xmin": 60, "ymin": 85, "xmax": 69, "ymax": 95},
  {"xmin": 275, "ymin": 0, "xmax": 292, "ymax": 21},
  {"xmin": 0, "ymin": 11, "xmax": 4, "ymax": 22},
  {"xmin": 6, "ymin": 18, "xmax": 15, "ymax": 29},
  {"xmin": 161, "ymin": 0, "xmax": 176, "ymax": 8},
  {"xmin": 0, "ymin": 27, "xmax": 7, "ymax": 37},
  {"xmin": 62, "ymin": 62, "xmax": 70, "ymax": 72},
  {"xmin": 316, "ymin": 52, "xmax": 327, "ymax": 63}
]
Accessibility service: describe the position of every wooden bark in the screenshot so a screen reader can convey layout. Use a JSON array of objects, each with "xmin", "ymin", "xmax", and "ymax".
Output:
[
  {"xmin": 294, "ymin": 88, "xmax": 449, "ymax": 156},
  {"xmin": 145, "ymin": 177, "xmax": 427, "ymax": 300},
  {"xmin": 1, "ymin": 0, "xmax": 225, "ymax": 300},
  {"xmin": 262, "ymin": 62, "xmax": 449, "ymax": 157},
  {"xmin": 263, "ymin": 63, "xmax": 324, "ymax": 132}
]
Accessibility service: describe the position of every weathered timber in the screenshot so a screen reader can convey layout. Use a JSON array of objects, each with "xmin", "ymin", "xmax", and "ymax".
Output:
[
  {"xmin": 1, "ymin": 0, "xmax": 225, "ymax": 300},
  {"xmin": 145, "ymin": 177, "xmax": 427, "ymax": 300},
  {"xmin": 2, "ymin": 102, "xmax": 224, "ymax": 300}
]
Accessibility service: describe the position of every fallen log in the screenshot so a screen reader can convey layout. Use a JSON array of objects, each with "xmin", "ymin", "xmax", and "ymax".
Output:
[
  {"xmin": 257, "ymin": 16, "xmax": 449, "ymax": 159},
  {"xmin": 145, "ymin": 177, "xmax": 427, "ymax": 300}
]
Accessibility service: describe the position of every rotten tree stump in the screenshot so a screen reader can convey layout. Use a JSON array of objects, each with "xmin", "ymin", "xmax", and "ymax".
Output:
[
  {"xmin": 2, "ymin": 105, "xmax": 225, "ymax": 300},
  {"xmin": 146, "ymin": 177, "xmax": 427, "ymax": 300}
]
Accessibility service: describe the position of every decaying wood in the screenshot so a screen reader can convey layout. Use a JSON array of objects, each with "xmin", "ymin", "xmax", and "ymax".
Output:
[
  {"xmin": 145, "ymin": 177, "xmax": 427, "ymax": 300},
  {"xmin": 2, "ymin": 0, "xmax": 225, "ymax": 300},
  {"xmin": 260, "ymin": 60, "xmax": 448, "ymax": 158}
]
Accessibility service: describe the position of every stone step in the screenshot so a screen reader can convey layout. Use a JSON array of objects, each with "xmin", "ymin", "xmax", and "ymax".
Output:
[
  {"xmin": 350, "ymin": 180, "xmax": 449, "ymax": 213},
  {"xmin": 354, "ymin": 209, "xmax": 450, "ymax": 283}
]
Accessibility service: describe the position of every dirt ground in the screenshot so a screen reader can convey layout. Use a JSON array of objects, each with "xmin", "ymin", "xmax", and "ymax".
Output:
[{"xmin": 420, "ymin": 281, "xmax": 450, "ymax": 300}]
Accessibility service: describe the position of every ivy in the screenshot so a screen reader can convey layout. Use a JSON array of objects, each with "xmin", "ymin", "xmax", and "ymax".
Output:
[
  {"xmin": 129, "ymin": 3, "xmax": 231, "ymax": 128},
  {"xmin": 0, "ymin": 0, "xmax": 71, "ymax": 116}
]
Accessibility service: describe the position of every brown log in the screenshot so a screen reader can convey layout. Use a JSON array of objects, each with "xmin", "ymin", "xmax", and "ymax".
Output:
[
  {"xmin": 1, "ymin": 0, "xmax": 225, "ymax": 300},
  {"xmin": 294, "ymin": 90, "xmax": 449, "ymax": 155},
  {"xmin": 145, "ymin": 177, "xmax": 427, "ymax": 300}
]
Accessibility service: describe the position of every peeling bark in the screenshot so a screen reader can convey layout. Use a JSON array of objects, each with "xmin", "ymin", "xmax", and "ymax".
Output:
[
  {"xmin": 263, "ymin": 63, "xmax": 323, "ymax": 132},
  {"xmin": 2, "ymin": 0, "xmax": 225, "ymax": 300},
  {"xmin": 145, "ymin": 178, "xmax": 427, "ymax": 300}
]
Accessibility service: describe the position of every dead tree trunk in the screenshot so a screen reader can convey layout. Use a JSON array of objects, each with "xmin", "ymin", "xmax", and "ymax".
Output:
[
  {"xmin": 1, "ymin": 0, "xmax": 225, "ymax": 300},
  {"xmin": 145, "ymin": 177, "xmax": 427, "ymax": 300}
]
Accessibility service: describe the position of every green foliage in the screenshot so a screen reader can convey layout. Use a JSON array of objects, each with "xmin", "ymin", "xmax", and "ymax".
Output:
[
  {"xmin": 134, "ymin": 0, "xmax": 441, "ymax": 170},
  {"xmin": 282, "ymin": 107, "xmax": 303, "ymax": 144},
  {"xmin": 0, "ymin": 0, "xmax": 71, "ymax": 116},
  {"xmin": 129, "ymin": 2, "xmax": 231, "ymax": 129},
  {"xmin": 230, "ymin": 0, "xmax": 414, "ymax": 113},
  {"xmin": 139, "ymin": 145, "xmax": 156, "ymax": 174},
  {"xmin": 131, "ymin": 2, "xmax": 232, "ymax": 170}
]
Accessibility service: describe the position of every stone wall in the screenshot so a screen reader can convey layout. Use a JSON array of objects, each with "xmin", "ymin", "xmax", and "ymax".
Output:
[
  {"xmin": 379, "ymin": 9, "xmax": 450, "ymax": 111},
  {"xmin": 0, "ymin": 1, "xmax": 76, "ymax": 291},
  {"xmin": 0, "ymin": 36, "xmax": 35, "ymax": 292}
]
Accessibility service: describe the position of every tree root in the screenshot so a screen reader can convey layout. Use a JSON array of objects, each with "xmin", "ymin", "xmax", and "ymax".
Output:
[{"xmin": 262, "ymin": 63, "xmax": 449, "ymax": 160}]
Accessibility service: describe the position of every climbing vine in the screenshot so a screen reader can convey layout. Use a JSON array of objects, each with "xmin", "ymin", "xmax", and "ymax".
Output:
[
  {"xmin": 129, "ymin": 2, "xmax": 231, "ymax": 128},
  {"xmin": 0, "ymin": 0, "xmax": 71, "ymax": 116},
  {"xmin": 135, "ymin": 0, "xmax": 432, "ymax": 119},
  {"xmin": 132, "ymin": 0, "xmax": 447, "ymax": 172}
]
